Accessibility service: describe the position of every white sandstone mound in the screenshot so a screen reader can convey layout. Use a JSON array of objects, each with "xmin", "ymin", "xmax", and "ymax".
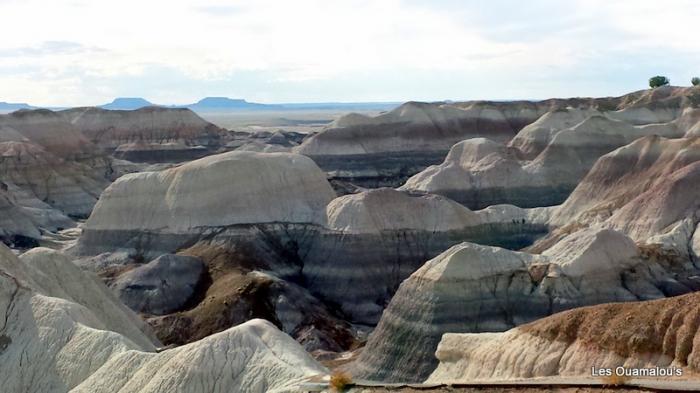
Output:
[
  {"xmin": 84, "ymin": 151, "xmax": 336, "ymax": 233},
  {"xmin": 508, "ymin": 107, "xmax": 602, "ymax": 158},
  {"xmin": 71, "ymin": 319, "xmax": 327, "ymax": 393},
  {"xmin": 0, "ymin": 183, "xmax": 74, "ymax": 242},
  {"xmin": 399, "ymin": 138, "xmax": 525, "ymax": 195},
  {"xmin": 427, "ymin": 292, "xmax": 700, "ymax": 383},
  {"xmin": 0, "ymin": 244, "xmax": 326, "ymax": 393},
  {"xmin": 547, "ymin": 136, "xmax": 700, "ymax": 255},
  {"xmin": 401, "ymin": 114, "xmax": 684, "ymax": 209},
  {"xmin": 542, "ymin": 228, "xmax": 638, "ymax": 277},
  {"xmin": 417, "ymin": 241, "xmax": 540, "ymax": 282},
  {"xmin": 325, "ymin": 188, "xmax": 480, "ymax": 234},
  {"xmin": 0, "ymin": 245, "xmax": 158, "ymax": 391},
  {"xmin": 326, "ymin": 187, "xmax": 554, "ymax": 235}
]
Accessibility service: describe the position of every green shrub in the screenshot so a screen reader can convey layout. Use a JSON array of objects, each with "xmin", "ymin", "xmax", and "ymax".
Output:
[{"xmin": 649, "ymin": 76, "xmax": 670, "ymax": 88}]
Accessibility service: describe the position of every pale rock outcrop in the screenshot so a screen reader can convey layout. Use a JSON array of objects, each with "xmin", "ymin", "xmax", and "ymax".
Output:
[
  {"xmin": 0, "ymin": 109, "xmax": 116, "ymax": 221},
  {"xmin": 72, "ymin": 319, "xmax": 327, "ymax": 393},
  {"xmin": 402, "ymin": 116, "xmax": 683, "ymax": 209},
  {"xmin": 112, "ymin": 254, "xmax": 206, "ymax": 315},
  {"xmin": 0, "ymin": 242, "xmax": 326, "ymax": 392},
  {"xmin": 692, "ymin": 224, "xmax": 700, "ymax": 261},
  {"xmin": 547, "ymin": 137, "xmax": 700, "ymax": 259},
  {"xmin": 542, "ymin": 228, "xmax": 638, "ymax": 277},
  {"xmin": 645, "ymin": 219, "xmax": 698, "ymax": 262},
  {"xmin": 0, "ymin": 182, "xmax": 74, "ymax": 247},
  {"xmin": 76, "ymin": 150, "xmax": 336, "ymax": 256},
  {"xmin": 325, "ymin": 187, "xmax": 481, "ymax": 234},
  {"xmin": 0, "ymin": 141, "xmax": 109, "ymax": 217},
  {"xmin": 348, "ymin": 228, "xmax": 698, "ymax": 382},
  {"xmin": 427, "ymin": 292, "xmax": 700, "ymax": 382},
  {"xmin": 0, "ymin": 245, "xmax": 157, "ymax": 391},
  {"xmin": 508, "ymin": 107, "xmax": 602, "ymax": 158}
]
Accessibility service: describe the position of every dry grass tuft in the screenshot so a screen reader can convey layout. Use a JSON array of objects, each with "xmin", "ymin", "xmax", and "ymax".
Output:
[
  {"xmin": 602, "ymin": 373, "xmax": 630, "ymax": 386},
  {"xmin": 329, "ymin": 371, "xmax": 353, "ymax": 392}
]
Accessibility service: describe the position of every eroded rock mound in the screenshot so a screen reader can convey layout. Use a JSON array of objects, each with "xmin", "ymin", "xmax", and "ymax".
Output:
[
  {"xmin": 306, "ymin": 188, "xmax": 551, "ymax": 324},
  {"xmin": 348, "ymin": 228, "xmax": 700, "ymax": 382},
  {"xmin": 552, "ymin": 137, "xmax": 700, "ymax": 225},
  {"xmin": 76, "ymin": 150, "xmax": 336, "ymax": 256},
  {"xmin": 58, "ymin": 106, "xmax": 236, "ymax": 165},
  {"xmin": 427, "ymin": 291, "xmax": 700, "ymax": 382},
  {"xmin": 401, "ymin": 115, "xmax": 683, "ymax": 209},
  {"xmin": 0, "ymin": 141, "xmax": 109, "ymax": 217},
  {"xmin": 543, "ymin": 136, "xmax": 700, "ymax": 260},
  {"xmin": 0, "ymin": 109, "xmax": 116, "ymax": 221},
  {"xmin": 0, "ymin": 243, "xmax": 326, "ymax": 392},
  {"xmin": 0, "ymin": 181, "xmax": 74, "ymax": 247}
]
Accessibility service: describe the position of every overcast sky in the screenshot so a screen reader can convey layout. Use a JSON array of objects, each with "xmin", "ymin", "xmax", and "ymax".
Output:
[{"xmin": 1, "ymin": 0, "xmax": 699, "ymax": 106}]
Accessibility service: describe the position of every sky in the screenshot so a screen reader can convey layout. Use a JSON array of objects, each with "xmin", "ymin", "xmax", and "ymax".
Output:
[{"xmin": 1, "ymin": 0, "xmax": 699, "ymax": 106}]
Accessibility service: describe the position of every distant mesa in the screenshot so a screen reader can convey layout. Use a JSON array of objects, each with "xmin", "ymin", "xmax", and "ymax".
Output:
[
  {"xmin": 186, "ymin": 97, "xmax": 272, "ymax": 111},
  {"xmin": 101, "ymin": 97, "xmax": 155, "ymax": 110},
  {"xmin": 0, "ymin": 101, "xmax": 34, "ymax": 111}
]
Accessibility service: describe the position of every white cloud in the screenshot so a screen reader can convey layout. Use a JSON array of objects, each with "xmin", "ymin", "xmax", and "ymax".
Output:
[{"xmin": 0, "ymin": 0, "xmax": 699, "ymax": 105}]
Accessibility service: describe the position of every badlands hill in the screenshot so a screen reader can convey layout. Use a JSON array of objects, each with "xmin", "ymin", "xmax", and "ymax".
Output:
[
  {"xmin": 0, "ymin": 109, "xmax": 98, "ymax": 159},
  {"xmin": 427, "ymin": 291, "xmax": 700, "ymax": 382},
  {"xmin": 0, "ymin": 243, "xmax": 326, "ymax": 393},
  {"xmin": 401, "ymin": 112, "xmax": 682, "ymax": 209},
  {"xmin": 0, "ymin": 110, "xmax": 112, "ymax": 220},
  {"xmin": 550, "ymin": 136, "xmax": 700, "ymax": 229},
  {"xmin": 61, "ymin": 106, "xmax": 227, "ymax": 162},
  {"xmin": 348, "ymin": 224, "xmax": 700, "ymax": 382}
]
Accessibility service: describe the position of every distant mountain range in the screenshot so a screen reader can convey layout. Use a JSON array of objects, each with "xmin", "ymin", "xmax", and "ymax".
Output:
[
  {"xmin": 0, "ymin": 97, "xmax": 399, "ymax": 114},
  {"xmin": 0, "ymin": 102, "xmax": 35, "ymax": 111},
  {"xmin": 98, "ymin": 97, "xmax": 399, "ymax": 112}
]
